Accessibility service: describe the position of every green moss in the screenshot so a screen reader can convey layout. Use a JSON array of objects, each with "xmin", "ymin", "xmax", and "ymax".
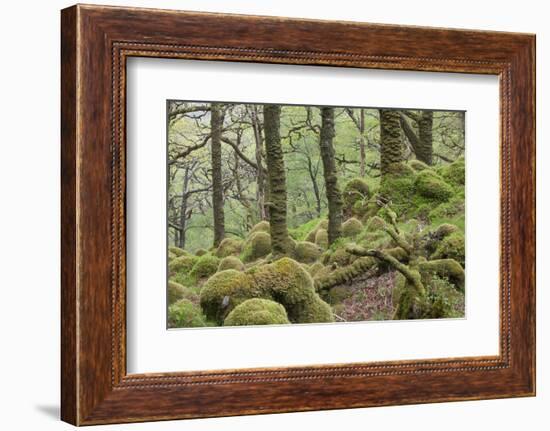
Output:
[
  {"xmin": 168, "ymin": 299, "xmax": 207, "ymax": 328},
  {"xmin": 326, "ymin": 285, "xmax": 353, "ymax": 304},
  {"xmin": 168, "ymin": 255, "xmax": 198, "ymax": 275},
  {"xmin": 169, "ymin": 246, "xmax": 188, "ymax": 257},
  {"xmin": 223, "ymin": 298, "xmax": 290, "ymax": 326},
  {"xmin": 429, "ymin": 193, "xmax": 465, "ymax": 222},
  {"xmin": 308, "ymin": 262, "xmax": 325, "ymax": 277},
  {"xmin": 216, "ymin": 237, "xmax": 244, "ymax": 258},
  {"xmin": 419, "ymin": 258, "xmax": 465, "ymax": 292},
  {"xmin": 218, "ymin": 256, "xmax": 245, "ymax": 272},
  {"xmin": 304, "ymin": 219, "xmax": 328, "ymax": 242},
  {"xmin": 314, "ymin": 229, "xmax": 329, "ymax": 249},
  {"xmin": 438, "ymin": 157, "xmax": 465, "ymax": 186},
  {"xmin": 241, "ymin": 231, "xmax": 272, "ymax": 262},
  {"xmin": 189, "ymin": 254, "xmax": 221, "ymax": 280},
  {"xmin": 409, "ymin": 159, "xmax": 430, "ymax": 172},
  {"xmin": 342, "ymin": 217, "xmax": 363, "ymax": 237},
  {"xmin": 315, "ymin": 256, "xmax": 376, "ymax": 292},
  {"xmin": 327, "ymin": 247, "xmax": 355, "ymax": 267},
  {"xmin": 379, "ymin": 163, "xmax": 417, "ymax": 213},
  {"xmin": 343, "ymin": 178, "xmax": 370, "ymax": 216},
  {"xmin": 168, "ymin": 281, "xmax": 186, "ymax": 304},
  {"xmin": 292, "ymin": 241, "xmax": 323, "ymax": 264},
  {"xmin": 414, "ymin": 169, "xmax": 454, "ymax": 201},
  {"xmin": 430, "ymin": 231, "xmax": 465, "ymax": 268},
  {"xmin": 168, "ymin": 251, "xmax": 177, "ymax": 262},
  {"xmin": 200, "ymin": 270, "xmax": 263, "ymax": 324},
  {"xmin": 195, "ymin": 248, "xmax": 208, "ymax": 257},
  {"xmin": 250, "ymin": 220, "xmax": 270, "ymax": 235}
]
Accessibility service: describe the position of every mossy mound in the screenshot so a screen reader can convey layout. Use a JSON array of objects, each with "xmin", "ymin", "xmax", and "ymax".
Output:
[
  {"xmin": 168, "ymin": 281, "xmax": 187, "ymax": 304},
  {"xmin": 414, "ymin": 170, "xmax": 453, "ymax": 202},
  {"xmin": 189, "ymin": 254, "xmax": 221, "ymax": 280},
  {"xmin": 168, "ymin": 251, "xmax": 177, "ymax": 262},
  {"xmin": 314, "ymin": 256, "xmax": 376, "ymax": 292},
  {"xmin": 250, "ymin": 220, "xmax": 270, "ymax": 235},
  {"xmin": 419, "ymin": 258, "xmax": 465, "ymax": 292},
  {"xmin": 305, "ymin": 220, "xmax": 328, "ymax": 242},
  {"xmin": 292, "ymin": 241, "xmax": 323, "ymax": 264},
  {"xmin": 168, "ymin": 255, "xmax": 198, "ymax": 275},
  {"xmin": 241, "ymin": 231, "xmax": 272, "ymax": 262},
  {"xmin": 200, "ymin": 270, "xmax": 262, "ymax": 324},
  {"xmin": 216, "ymin": 237, "xmax": 244, "ymax": 258},
  {"xmin": 343, "ymin": 178, "xmax": 370, "ymax": 216},
  {"xmin": 326, "ymin": 285, "xmax": 354, "ymax": 304},
  {"xmin": 430, "ymin": 231, "xmax": 465, "ymax": 268},
  {"xmin": 314, "ymin": 229, "xmax": 329, "ymax": 249},
  {"xmin": 326, "ymin": 247, "xmax": 356, "ymax": 267},
  {"xmin": 308, "ymin": 262, "xmax": 325, "ymax": 277},
  {"xmin": 168, "ymin": 299, "xmax": 207, "ymax": 328},
  {"xmin": 169, "ymin": 246, "xmax": 188, "ymax": 257},
  {"xmin": 429, "ymin": 193, "xmax": 465, "ymax": 222},
  {"xmin": 342, "ymin": 217, "xmax": 363, "ymax": 237},
  {"xmin": 438, "ymin": 157, "xmax": 465, "ymax": 186},
  {"xmin": 379, "ymin": 162, "xmax": 417, "ymax": 212},
  {"xmin": 223, "ymin": 298, "xmax": 290, "ymax": 326},
  {"xmin": 218, "ymin": 256, "xmax": 245, "ymax": 272},
  {"xmin": 195, "ymin": 248, "xmax": 208, "ymax": 257},
  {"xmin": 409, "ymin": 159, "xmax": 430, "ymax": 172}
]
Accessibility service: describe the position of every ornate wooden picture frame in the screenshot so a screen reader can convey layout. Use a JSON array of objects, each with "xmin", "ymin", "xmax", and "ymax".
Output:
[{"xmin": 61, "ymin": 4, "xmax": 535, "ymax": 425}]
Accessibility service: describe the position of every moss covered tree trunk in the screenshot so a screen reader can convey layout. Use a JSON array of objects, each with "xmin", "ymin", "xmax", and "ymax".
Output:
[
  {"xmin": 263, "ymin": 104, "xmax": 291, "ymax": 257},
  {"xmin": 177, "ymin": 166, "xmax": 190, "ymax": 249},
  {"xmin": 249, "ymin": 105, "xmax": 268, "ymax": 220},
  {"xmin": 210, "ymin": 103, "xmax": 225, "ymax": 247},
  {"xmin": 379, "ymin": 109, "xmax": 403, "ymax": 175},
  {"xmin": 359, "ymin": 108, "xmax": 366, "ymax": 177},
  {"xmin": 417, "ymin": 111, "xmax": 433, "ymax": 165},
  {"xmin": 319, "ymin": 107, "xmax": 343, "ymax": 245}
]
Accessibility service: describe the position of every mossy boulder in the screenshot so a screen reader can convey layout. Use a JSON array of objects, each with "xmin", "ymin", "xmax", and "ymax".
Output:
[
  {"xmin": 326, "ymin": 285, "xmax": 354, "ymax": 304},
  {"xmin": 168, "ymin": 255, "xmax": 198, "ymax": 275},
  {"xmin": 223, "ymin": 298, "xmax": 290, "ymax": 326},
  {"xmin": 439, "ymin": 157, "xmax": 465, "ymax": 186},
  {"xmin": 419, "ymin": 258, "xmax": 465, "ymax": 292},
  {"xmin": 343, "ymin": 178, "xmax": 370, "ymax": 217},
  {"xmin": 168, "ymin": 299, "xmax": 207, "ymax": 328},
  {"xmin": 200, "ymin": 270, "xmax": 262, "ymax": 324},
  {"xmin": 189, "ymin": 254, "xmax": 221, "ymax": 280},
  {"xmin": 414, "ymin": 170, "xmax": 454, "ymax": 202},
  {"xmin": 342, "ymin": 217, "xmax": 363, "ymax": 237},
  {"xmin": 305, "ymin": 220, "xmax": 328, "ymax": 242},
  {"xmin": 169, "ymin": 246, "xmax": 188, "ymax": 257},
  {"xmin": 314, "ymin": 229, "xmax": 329, "ymax": 249},
  {"xmin": 308, "ymin": 262, "xmax": 325, "ymax": 277},
  {"xmin": 250, "ymin": 220, "xmax": 270, "ymax": 235},
  {"xmin": 216, "ymin": 237, "xmax": 244, "ymax": 258},
  {"xmin": 218, "ymin": 256, "xmax": 245, "ymax": 272},
  {"xmin": 326, "ymin": 247, "xmax": 356, "ymax": 267},
  {"xmin": 379, "ymin": 163, "xmax": 417, "ymax": 212},
  {"xmin": 241, "ymin": 231, "xmax": 272, "ymax": 262},
  {"xmin": 195, "ymin": 248, "xmax": 208, "ymax": 257},
  {"xmin": 292, "ymin": 241, "xmax": 323, "ymax": 264},
  {"xmin": 409, "ymin": 159, "xmax": 430, "ymax": 172},
  {"xmin": 430, "ymin": 231, "xmax": 465, "ymax": 268},
  {"xmin": 168, "ymin": 281, "xmax": 186, "ymax": 304},
  {"xmin": 168, "ymin": 251, "xmax": 177, "ymax": 262},
  {"xmin": 428, "ymin": 194, "xmax": 465, "ymax": 221}
]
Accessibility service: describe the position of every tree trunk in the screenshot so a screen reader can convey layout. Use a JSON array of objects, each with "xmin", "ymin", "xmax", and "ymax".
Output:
[
  {"xmin": 319, "ymin": 107, "xmax": 343, "ymax": 245},
  {"xmin": 359, "ymin": 108, "xmax": 366, "ymax": 177},
  {"xmin": 177, "ymin": 167, "xmax": 190, "ymax": 249},
  {"xmin": 306, "ymin": 157, "xmax": 322, "ymax": 218},
  {"xmin": 263, "ymin": 104, "xmax": 291, "ymax": 257},
  {"xmin": 379, "ymin": 109, "xmax": 403, "ymax": 174},
  {"xmin": 417, "ymin": 111, "xmax": 433, "ymax": 165},
  {"xmin": 210, "ymin": 103, "xmax": 225, "ymax": 247},
  {"xmin": 249, "ymin": 105, "xmax": 268, "ymax": 220}
]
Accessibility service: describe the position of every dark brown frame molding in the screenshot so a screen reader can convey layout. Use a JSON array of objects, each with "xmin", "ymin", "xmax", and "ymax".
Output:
[{"xmin": 61, "ymin": 4, "xmax": 536, "ymax": 425}]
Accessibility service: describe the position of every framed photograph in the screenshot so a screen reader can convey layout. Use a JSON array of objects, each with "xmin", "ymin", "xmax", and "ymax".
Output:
[{"xmin": 61, "ymin": 4, "xmax": 536, "ymax": 425}]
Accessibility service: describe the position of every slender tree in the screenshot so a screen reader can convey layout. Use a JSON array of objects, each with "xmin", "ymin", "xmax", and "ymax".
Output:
[
  {"xmin": 319, "ymin": 107, "xmax": 343, "ymax": 245},
  {"xmin": 399, "ymin": 110, "xmax": 433, "ymax": 165},
  {"xmin": 210, "ymin": 103, "xmax": 225, "ymax": 247},
  {"xmin": 263, "ymin": 104, "xmax": 291, "ymax": 257},
  {"xmin": 379, "ymin": 109, "xmax": 403, "ymax": 174}
]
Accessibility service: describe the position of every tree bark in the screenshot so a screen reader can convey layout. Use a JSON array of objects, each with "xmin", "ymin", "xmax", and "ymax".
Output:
[
  {"xmin": 379, "ymin": 109, "xmax": 403, "ymax": 174},
  {"xmin": 210, "ymin": 103, "xmax": 225, "ymax": 247},
  {"xmin": 263, "ymin": 104, "xmax": 291, "ymax": 257},
  {"xmin": 359, "ymin": 108, "xmax": 366, "ymax": 177},
  {"xmin": 249, "ymin": 105, "xmax": 268, "ymax": 220},
  {"xmin": 417, "ymin": 111, "xmax": 433, "ymax": 165},
  {"xmin": 177, "ymin": 167, "xmax": 191, "ymax": 249},
  {"xmin": 319, "ymin": 107, "xmax": 343, "ymax": 245}
]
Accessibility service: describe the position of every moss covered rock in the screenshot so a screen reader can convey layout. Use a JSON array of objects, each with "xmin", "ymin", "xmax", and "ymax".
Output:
[
  {"xmin": 223, "ymin": 298, "xmax": 290, "ymax": 326},
  {"xmin": 327, "ymin": 247, "xmax": 355, "ymax": 267},
  {"xmin": 342, "ymin": 217, "xmax": 363, "ymax": 237},
  {"xmin": 305, "ymin": 220, "xmax": 328, "ymax": 242},
  {"xmin": 168, "ymin": 251, "xmax": 177, "ymax": 262},
  {"xmin": 343, "ymin": 178, "xmax": 370, "ymax": 216},
  {"xmin": 250, "ymin": 220, "xmax": 270, "ymax": 235},
  {"xmin": 195, "ymin": 248, "xmax": 208, "ymax": 257},
  {"xmin": 189, "ymin": 254, "xmax": 221, "ymax": 280},
  {"xmin": 308, "ymin": 262, "xmax": 325, "ymax": 277},
  {"xmin": 217, "ymin": 256, "xmax": 245, "ymax": 272},
  {"xmin": 168, "ymin": 255, "xmax": 198, "ymax": 275},
  {"xmin": 414, "ymin": 169, "xmax": 454, "ymax": 201},
  {"xmin": 292, "ymin": 241, "xmax": 323, "ymax": 264},
  {"xmin": 216, "ymin": 237, "xmax": 244, "ymax": 258},
  {"xmin": 430, "ymin": 231, "xmax": 465, "ymax": 268},
  {"xmin": 327, "ymin": 285, "xmax": 354, "ymax": 304},
  {"xmin": 168, "ymin": 299, "xmax": 207, "ymax": 328},
  {"xmin": 169, "ymin": 246, "xmax": 188, "ymax": 257},
  {"xmin": 409, "ymin": 159, "xmax": 430, "ymax": 172},
  {"xmin": 379, "ymin": 163, "xmax": 417, "ymax": 212},
  {"xmin": 439, "ymin": 157, "xmax": 465, "ymax": 186},
  {"xmin": 241, "ymin": 231, "xmax": 272, "ymax": 262},
  {"xmin": 168, "ymin": 281, "xmax": 186, "ymax": 304},
  {"xmin": 314, "ymin": 229, "xmax": 329, "ymax": 249},
  {"xmin": 419, "ymin": 258, "xmax": 465, "ymax": 292}
]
